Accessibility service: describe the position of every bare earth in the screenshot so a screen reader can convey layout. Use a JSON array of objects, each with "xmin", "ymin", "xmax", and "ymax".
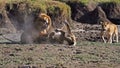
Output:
[
  {"xmin": 0, "ymin": 23, "xmax": 120, "ymax": 68},
  {"xmin": 1, "ymin": 43, "xmax": 120, "ymax": 68}
]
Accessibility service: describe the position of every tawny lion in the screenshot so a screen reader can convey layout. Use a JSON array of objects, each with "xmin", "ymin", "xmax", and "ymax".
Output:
[
  {"xmin": 38, "ymin": 13, "xmax": 54, "ymax": 36},
  {"xmin": 49, "ymin": 20, "xmax": 76, "ymax": 46},
  {"xmin": 21, "ymin": 13, "xmax": 53, "ymax": 44},
  {"xmin": 63, "ymin": 20, "xmax": 76, "ymax": 46},
  {"xmin": 100, "ymin": 20, "xmax": 118, "ymax": 43}
]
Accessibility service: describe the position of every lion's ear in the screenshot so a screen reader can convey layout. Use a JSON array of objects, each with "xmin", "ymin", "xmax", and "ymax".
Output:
[{"xmin": 104, "ymin": 22, "xmax": 109, "ymax": 24}]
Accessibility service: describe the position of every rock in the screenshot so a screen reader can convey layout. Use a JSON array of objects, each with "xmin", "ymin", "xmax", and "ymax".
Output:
[
  {"xmin": 78, "ymin": 6, "xmax": 107, "ymax": 24},
  {"xmin": 0, "ymin": 10, "xmax": 17, "ymax": 33},
  {"xmin": 100, "ymin": 2, "xmax": 120, "ymax": 24}
]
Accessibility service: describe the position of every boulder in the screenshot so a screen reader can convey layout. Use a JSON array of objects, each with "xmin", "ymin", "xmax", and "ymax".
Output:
[
  {"xmin": 100, "ymin": 2, "xmax": 120, "ymax": 24},
  {"xmin": 0, "ymin": 10, "xmax": 16, "ymax": 33}
]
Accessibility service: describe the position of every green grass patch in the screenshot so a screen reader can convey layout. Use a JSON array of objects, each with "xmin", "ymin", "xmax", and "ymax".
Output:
[
  {"xmin": 2, "ymin": 0, "xmax": 71, "ymax": 19},
  {"xmin": 46, "ymin": 1, "xmax": 71, "ymax": 19}
]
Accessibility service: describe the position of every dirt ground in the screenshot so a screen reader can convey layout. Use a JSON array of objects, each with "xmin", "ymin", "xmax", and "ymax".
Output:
[
  {"xmin": 0, "ymin": 23, "xmax": 120, "ymax": 68},
  {"xmin": 1, "ymin": 43, "xmax": 120, "ymax": 68}
]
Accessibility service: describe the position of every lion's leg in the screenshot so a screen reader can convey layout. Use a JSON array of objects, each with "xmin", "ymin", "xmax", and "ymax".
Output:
[
  {"xmin": 108, "ymin": 33, "xmax": 112, "ymax": 43},
  {"xmin": 116, "ymin": 35, "xmax": 119, "ymax": 43},
  {"xmin": 71, "ymin": 35, "xmax": 76, "ymax": 46},
  {"xmin": 112, "ymin": 33, "xmax": 115, "ymax": 42},
  {"xmin": 115, "ymin": 32, "xmax": 119, "ymax": 43},
  {"xmin": 101, "ymin": 31, "xmax": 106, "ymax": 43},
  {"xmin": 102, "ymin": 36, "xmax": 106, "ymax": 43},
  {"xmin": 40, "ymin": 30, "xmax": 47, "ymax": 36}
]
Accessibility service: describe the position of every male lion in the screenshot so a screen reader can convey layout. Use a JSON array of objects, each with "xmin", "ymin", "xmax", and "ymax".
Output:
[
  {"xmin": 21, "ymin": 13, "xmax": 54, "ymax": 43},
  {"xmin": 100, "ymin": 19, "xmax": 118, "ymax": 43},
  {"xmin": 38, "ymin": 13, "xmax": 54, "ymax": 36}
]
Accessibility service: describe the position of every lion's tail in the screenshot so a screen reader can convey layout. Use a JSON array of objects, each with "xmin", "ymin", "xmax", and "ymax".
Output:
[{"xmin": 63, "ymin": 19, "xmax": 72, "ymax": 34}]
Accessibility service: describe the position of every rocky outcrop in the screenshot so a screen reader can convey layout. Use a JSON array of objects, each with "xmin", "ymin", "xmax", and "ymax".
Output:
[
  {"xmin": 78, "ymin": 6, "xmax": 107, "ymax": 24},
  {"xmin": 100, "ymin": 2, "xmax": 120, "ymax": 19},
  {"xmin": 0, "ymin": 10, "xmax": 16, "ymax": 33},
  {"xmin": 3, "ymin": 1, "xmax": 71, "ymax": 31},
  {"xmin": 67, "ymin": 1, "xmax": 120, "ymax": 24},
  {"xmin": 100, "ymin": 2, "xmax": 120, "ymax": 24},
  {"xmin": 67, "ymin": 1, "xmax": 97, "ymax": 24},
  {"xmin": 67, "ymin": 2, "xmax": 90, "ymax": 21},
  {"xmin": 6, "ymin": 2, "xmax": 33, "ymax": 30}
]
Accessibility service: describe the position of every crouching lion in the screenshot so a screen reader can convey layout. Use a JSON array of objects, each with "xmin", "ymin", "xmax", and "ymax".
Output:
[{"xmin": 49, "ymin": 20, "xmax": 76, "ymax": 46}]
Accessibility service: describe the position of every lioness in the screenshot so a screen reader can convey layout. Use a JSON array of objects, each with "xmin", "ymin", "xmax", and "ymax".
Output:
[
  {"xmin": 100, "ymin": 20, "xmax": 118, "ymax": 43},
  {"xmin": 63, "ymin": 20, "xmax": 76, "ymax": 46},
  {"xmin": 49, "ymin": 20, "xmax": 76, "ymax": 46}
]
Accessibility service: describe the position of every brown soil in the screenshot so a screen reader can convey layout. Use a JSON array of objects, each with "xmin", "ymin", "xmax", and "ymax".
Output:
[
  {"xmin": 1, "ymin": 44, "xmax": 120, "ymax": 68},
  {"xmin": 0, "ymin": 1, "xmax": 120, "ymax": 68},
  {"xmin": 0, "ymin": 23, "xmax": 120, "ymax": 68}
]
